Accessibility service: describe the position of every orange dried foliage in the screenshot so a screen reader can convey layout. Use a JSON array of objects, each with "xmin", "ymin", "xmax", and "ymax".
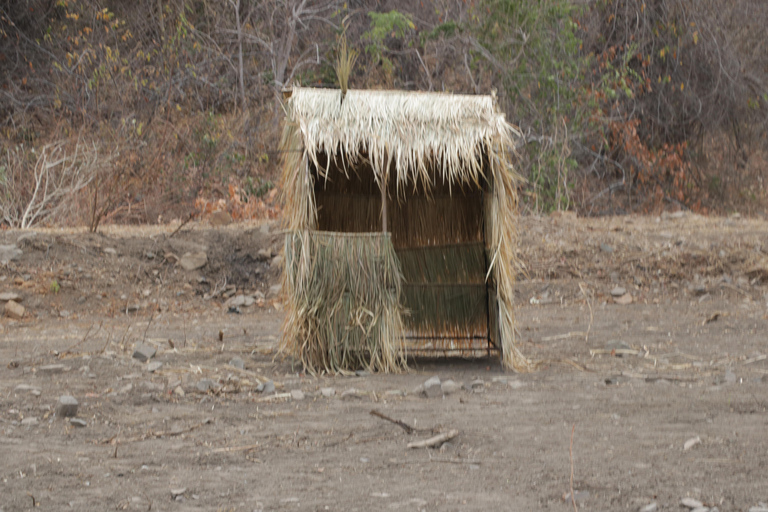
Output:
[
  {"xmin": 609, "ymin": 119, "xmax": 704, "ymax": 212},
  {"xmin": 195, "ymin": 184, "xmax": 280, "ymax": 221}
]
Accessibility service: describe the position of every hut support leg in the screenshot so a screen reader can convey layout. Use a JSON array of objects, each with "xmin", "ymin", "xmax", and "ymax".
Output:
[{"xmin": 381, "ymin": 179, "xmax": 388, "ymax": 233}]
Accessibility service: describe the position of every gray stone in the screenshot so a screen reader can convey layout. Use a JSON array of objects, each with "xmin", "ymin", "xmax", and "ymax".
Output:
[
  {"xmin": 139, "ymin": 381, "xmax": 163, "ymax": 392},
  {"xmin": 507, "ymin": 380, "xmax": 526, "ymax": 390},
  {"xmin": 14, "ymin": 384, "xmax": 41, "ymax": 395},
  {"xmin": 681, "ymin": 498, "xmax": 704, "ymax": 509},
  {"xmin": 69, "ymin": 418, "xmax": 87, "ymax": 428},
  {"xmin": 290, "ymin": 389, "xmax": 305, "ymax": 401},
  {"xmin": 341, "ymin": 388, "xmax": 361, "ymax": 400},
  {"xmin": 229, "ymin": 357, "xmax": 245, "ymax": 370},
  {"xmin": 692, "ymin": 284, "xmax": 708, "ymax": 296},
  {"xmin": 320, "ymin": 387, "xmax": 336, "ymax": 397},
  {"xmin": 170, "ymin": 489, "xmax": 187, "ymax": 499},
  {"xmin": 724, "ymin": 369, "xmax": 737, "ymax": 384},
  {"xmin": 38, "ymin": 364, "xmax": 68, "ymax": 374},
  {"xmin": 690, "ymin": 508, "xmax": 709, "ymax": 512},
  {"xmin": 422, "ymin": 376, "xmax": 442, "ymax": 398},
  {"xmin": 4, "ymin": 300, "xmax": 25, "ymax": 319},
  {"xmin": 605, "ymin": 340, "xmax": 632, "ymax": 352},
  {"xmin": 611, "ymin": 286, "xmax": 627, "ymax": 297},
  {"xmin": 132, "ymin": 344, "xmax": 157, "ymax": 362},
  {"xmin": 563, "ymin": 490, "xmax": 590, "ymax": 505},
  {"xmin": 600, "ymin": 243, "xmax": 614, "ymax": 253},
  {"xmin": 748, "ymin": 507, "xmax": 768, "ymax": 512},
  {"xmin": 146, "ymin": 361, "xmax": 163, "ymax": 373},
  {"xmin": 57, "ymin": 395, "xmax": 79, "ymax": 417},
  {"xmin": 258, "ymin": 381, "xmax": 275, "ymax": 395},
  {"xmin": 639, "ymin": 503, "xmax": 658, "ymax": 512},
  {"xmin": 227, "ymin": 294, "xmax": 255, "ymax": 308},
  {"xmin": 196, "ymin": 379, "xmax": 216, "ymax": 392},
  {"xmin": 271, "ymin": 255, "xmax": 284, "ymax": 268},
  {"xmin": 257, "ymin": 249, "xmax": 271, "ymax": 261},
  {"xmin": 0, "ymin": 244, "xmax": 23, "ymax": 264},
  {"xmin": 355, "ymin": 370, "xmax": 371, "ymax": 377},
  {"xmin": 103, "ymin": 247, "xmax": 117, "ymax": 256},
  {"xmin": 173, "ymin": 386, "xmax": 185, "ymax": 397},
  {"xmin": 179, "ymin": 251, "xmax": 207, "ymax": 271},
  {"xmin": 470, "ymin": 379, "xmax": 485, "ymax": 392},
  {"xmin": 0, "ymin": 292, "xmax": 21, "ymax": 302},
  {"xmin": 441, "ymin": 379, "xmax": 461, "ymax": 395},
  {"xmin": 21, "ymin": 417, "xmax": 38, "ymax": 426},
  {"xmin": 117, "ymin": 383, "xmax": 133, "ymax": 394},
  {"xmin": 268, "ymin": 284, "xmax": 282, "ymax": 298}
]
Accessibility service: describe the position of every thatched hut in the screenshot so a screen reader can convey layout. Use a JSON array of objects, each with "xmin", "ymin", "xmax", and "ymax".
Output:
[{"xmin": 279, "ymin": 87, "xmax": 530, "ymax": 373}]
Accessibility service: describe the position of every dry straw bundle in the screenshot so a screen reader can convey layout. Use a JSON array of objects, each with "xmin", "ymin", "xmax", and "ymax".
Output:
[
  {"xmin": 280, "ymin": 87, "xmax": 531, "ymax": 372},
  {"xmin": 282, "ymin": 231, "xmax": 406, "ymax": 375}
]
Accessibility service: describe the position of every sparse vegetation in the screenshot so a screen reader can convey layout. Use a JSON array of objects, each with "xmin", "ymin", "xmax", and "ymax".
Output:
[{"xmin": 0, "ymin": 0, "xmax": 766, "ymax": 225}]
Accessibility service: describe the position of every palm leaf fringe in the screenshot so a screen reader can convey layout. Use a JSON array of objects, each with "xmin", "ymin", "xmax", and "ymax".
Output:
[{"xmin": 280, "ymin": 231, "xmax": 407, "ymax": 375}]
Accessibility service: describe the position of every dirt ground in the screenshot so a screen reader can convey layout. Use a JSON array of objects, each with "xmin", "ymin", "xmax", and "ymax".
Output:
[{"xmin": 1, "ymin": 213, "xmax": 768, "ymax": 512}]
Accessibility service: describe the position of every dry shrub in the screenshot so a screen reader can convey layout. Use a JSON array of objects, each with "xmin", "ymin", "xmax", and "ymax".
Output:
[
  {"xmin": 194, "ymin": 184, "xmax": 281, "ymax": 222},
  {"xmin": 1, "ymin": 139, "xmax": 113, "ymax": 228}
]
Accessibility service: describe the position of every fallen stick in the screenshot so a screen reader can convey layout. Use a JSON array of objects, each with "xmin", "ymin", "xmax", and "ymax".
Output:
[
  {"xmin": 101, "ymin": 418, "xmax": 212, "ymax": 444},
  {"xmin": 407, "ymin": 429, "xmax": 458, "ymax": 449},
  {"xmin": 210, "ymin": 443, "xmax": 260, "ymax": 454},
  {"xmin": 569, "ymin": 423, "xmax": 577, "ymax": 512},
  {"xmin": 541, "ymin": 332, "xmax": 587, "ymax": 342},
  {"xmin": 743, "ymin": 355, "xmax": 767, "ymax": 365},
  {"xmin": 256, "ymin": 392, "xmax": 291, "ymax": 403},
  {"xmin": 589, "ymin": 348, "xmax": 643, "ymax": 356},
  {"xmin": 370, "ymin": 409, "xmax": 415, "ymax": 434}
]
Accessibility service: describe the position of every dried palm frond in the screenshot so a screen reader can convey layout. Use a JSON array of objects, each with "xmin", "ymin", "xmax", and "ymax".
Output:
[
  {"xmin": 334, "ymin": 32, "xmax": 357, "ymax": 98},
  {"xmin": 280, "ymin": 231, "xmax": 406, "ymax": 375}
]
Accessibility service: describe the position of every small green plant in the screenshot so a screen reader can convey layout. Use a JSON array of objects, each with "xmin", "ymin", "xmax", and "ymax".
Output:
[
  {"xmin": 244, "ymin": 177, "xmax": 275, "ymax": 198},
  {"xmin": 363, "ymin": 10, "xmax": 414, "ymax": 76},
  {"xmin": 50, "ymin": 280, "xmax": 61, "ymax": 293}
]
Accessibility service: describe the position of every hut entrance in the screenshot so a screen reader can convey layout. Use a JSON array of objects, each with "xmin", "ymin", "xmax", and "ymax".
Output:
[{"xmin": 311, "ymin": 153, "xmax": 498, "ymax": 356}]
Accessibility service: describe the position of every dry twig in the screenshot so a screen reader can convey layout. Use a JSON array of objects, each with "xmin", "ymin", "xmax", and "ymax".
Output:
[
  {"xmin": 407, "ymin": 429, "xmax": 458, "ymax": 449},
  {"xmin": 569, "ymin": 423, "xmax": 577, "ymax": 512},
  {"xmin": 578, "ymin": 282, "xmax": 593, "ymax": 343}
]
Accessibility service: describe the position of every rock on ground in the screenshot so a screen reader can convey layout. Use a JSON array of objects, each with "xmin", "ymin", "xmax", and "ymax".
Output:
[
  {"xmin": 179, "ymin": 251, "xmax": 207, "ymax": 271},
  {"xmin": 441, "ymin": 379, "xmax": 461, "ymax": 395},
  {"xmin": 146, "ymin": 362, "xmax": 163, "ymax": 373},
  {"xmin": 132, "ymin": 344, "xmax": 157, "ymax": 362},
  {"xmin": 0, "ymin": 292, "xmax": 21, "ymax": 301},
  {"xmin": 0, "ymin": 244, "xmax": 22, "ymax": 264},
  {"xmin": 57, "ymin": 395, "xmax": 79, "ymax": 417},
  {"xmin": 422, "ymin": 376, "xmax": 442, "ymax": 398},
  {"xmin": 4, "ymin": 300, "xmax": 25, "ymax": 319},
  {"xmin": 38, "ymin": 364, "xmax": 68, "ymax": 374}
]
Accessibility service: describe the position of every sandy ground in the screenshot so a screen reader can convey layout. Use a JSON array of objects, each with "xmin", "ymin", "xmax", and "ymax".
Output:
[{"xmin": 1, "ymin": 213, "xmax": 768, "ymax": 512}]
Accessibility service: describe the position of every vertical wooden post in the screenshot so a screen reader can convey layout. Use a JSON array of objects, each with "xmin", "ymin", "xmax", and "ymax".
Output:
[{"xmin": 380, "ymin": 173, "xmax": 388, "ymax": 233}]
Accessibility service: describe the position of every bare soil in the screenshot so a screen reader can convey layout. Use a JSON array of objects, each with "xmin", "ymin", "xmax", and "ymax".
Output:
[{"xmin": 2, "ymin": 213, "xmax": 768, "ymax": 512}]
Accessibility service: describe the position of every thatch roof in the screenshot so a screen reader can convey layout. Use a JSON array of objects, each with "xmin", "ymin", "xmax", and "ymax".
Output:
[{"xmin": 282, "ymin": 87, "xmax": 520, "ymax": 193}]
